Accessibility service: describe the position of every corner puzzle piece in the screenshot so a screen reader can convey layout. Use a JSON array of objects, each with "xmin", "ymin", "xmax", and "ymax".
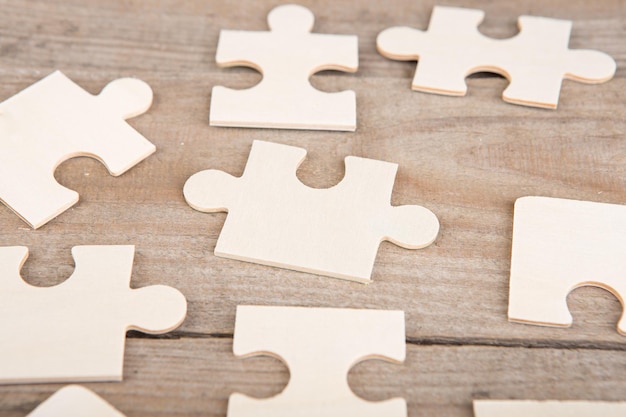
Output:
[
  {"xmin": 28, "ymin": 385, "xmax": 125, "ymax": 417},
  {"xmin": 184, "ymin": 140, "xmax": 439, "ymax": 283},
  {"xmin": 0, "ymin": 245, "xmax": 187, "ymax": 384},
  {"xmin": 228, "ymin": 305, "xmax": 406, "ymax": 417},
  {"xmin": 376, "ymin": 6, "xmax": 616, "ymax": 108},
  {"xmin": 509, "ymin": 197, "xmax": 626, "ymax": 334},
  {"xmin": 210, "ymin": 4, "xmax": 358, "ymax": 131},
  {"xmin": 0, "ymin": 71, "xmax": 156, "ymax": 229},
  {"xmin": 474, "ymin": 400, "xmax": 626, "ymax": 417}
]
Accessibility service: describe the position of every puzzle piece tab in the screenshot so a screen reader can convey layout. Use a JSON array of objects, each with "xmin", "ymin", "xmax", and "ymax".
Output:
[
  {"xmin": 183, "ymin": 140, "xmax": 439, "ymax": 283},
  {"xmin": 210, "ymin": 4, "xmax": 358, "ymax": 131},
  {"xmin": 377, "ymin": 6, "xmax": 616, "ymax": 108},
  {"xmin": 0, "ymin": 245, "xmax": 187, "ymax": 384},
  {"xmin": 228, "ymin": 305, "xmax": 406, "ymax": 417},
  {"xmin": 28, "ymin": 386, "xmax": 125, "ymax": 417},
  {"xmin": 509, "ymin": 197, "xmax": 626, "ymax": 334},
  {"xmin": 474, "ymin": 400, "xmax": 626, "ymax": 417},
  {"xmin": 0, "ymin": 71, "xmax": 156, "ymax": 228}
]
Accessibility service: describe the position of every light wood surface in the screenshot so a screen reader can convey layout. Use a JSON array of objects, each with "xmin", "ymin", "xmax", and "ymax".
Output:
[{"xmin": 0, "ymin": 0, "xmax": 624, "ymax": 416}]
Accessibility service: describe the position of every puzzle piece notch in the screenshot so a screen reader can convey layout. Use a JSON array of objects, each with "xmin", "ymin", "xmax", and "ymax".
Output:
[
  {"xmin": 210, "ymin": 5, "xmax": 358, "ymax": 131},
  {"xmin": 508, "ymin": 197, "xmax": 626, "ymax": 334},
  {"xmin": 28, "ymin": 385, "xmax": 125, "ymax": 417},
  {"xmin": 376, "ymin": 6, "xmax": 616, "ymax": 108},
  {"xmin": 0, "ymin": 245, "xmax": 187, "ymax": 384},
  {"xmin": 183, "ymin": 140, "xmax": 439, "ymax": 283},
  {"xmin": 474, "ymin": 400, "xmax": 626, "ymax": 417},
  {"xmin": 228, "ymin": 305, "xmax": 407, "ymax": 417},
  {"xmin": 0, "ymin": 71, "xmax": 156, "ymax": 229}
]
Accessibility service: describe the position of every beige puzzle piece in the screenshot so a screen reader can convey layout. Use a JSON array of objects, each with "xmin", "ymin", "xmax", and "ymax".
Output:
[
  {"xmin": 210, "ymin": 4, "xmax": 358, "ymax": 131},
  {"xmin": 509, "ymin": 196, "xmax": 626, "ymax": 334},
  {"xmin": 0, "ymin": 245, "xmax": 187, "ymax": 384},
  {"xmin": 0, "ymin": 71, "xmax": 156, "ymax": 229},
  {"xmin": 474, "ymin": 400, "xmax": 626, "ymax": 416},
  {"xmin": 28, "ymin": 385, "xmax": 125, "ymax": 417},
  {"xmin": 183, "ymin": 140, "xmax": 439, "ymax": 283},
  {"xmin": 376, "ymin": 6, "xmax": 616, "ymax": 108},
  {"xmin": 228, "ymin": 305, "xmax": 406, "ymax": 417}
]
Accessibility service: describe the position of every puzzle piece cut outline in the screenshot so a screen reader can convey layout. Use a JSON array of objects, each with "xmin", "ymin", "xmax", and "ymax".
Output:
[
  {"xmin": 183, "ymin": 140, "xmax": 439, "ymax": 283},
  {"xmin": 509, "ymin": 196, "xmax": 626, "ymax": 334},
  {"xmin": 474, "ymin": 400, "xmax": 626, "ymax": 417},
  {"xmin": 0, "ymin": 71, "xmax": 156, "ymax": 229},
  {"xmin": 27, "ymin": 385, "xmax": 125, "ymax": 417},
  {"xmin": 376, "ymin": 6, "xmax": 616, "ymax": 108},
  {"xmin": 228, "ymin": 305, "xmax": 407, "ymax": 417},
  {"xmin": 0, "ymin": 245, "xmax": 187, "ymax": 384},
  {"xmin": 210, "ymin": 4, "xmax": 358, "ymax": 131}
]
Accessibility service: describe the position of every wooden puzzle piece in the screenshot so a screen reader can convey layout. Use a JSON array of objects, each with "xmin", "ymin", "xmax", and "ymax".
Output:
[
  {"xmin": 376, "ymin": 6, "xmax": 616, "ymax": 108},
  {"xmin": 28, "ymin": 385, "xmax": 125, "ymax": 417},
  {"xmin": 474, "ymin": 400, "xmax": 626, "ymax": 416},
  {"xmin": 0, "ymin": 71, "xmax": 156, "ymax": 229},
  {"xmin": 183, "ymin": 140, "xmax": 439, "ymax": 283},
  {"xmin": 509, "ymin": 197, "xmax": 626, "ymax": 334},
  {"xmin": 0, "ymin": 245, "xmax": 187, "ymax": 384},
  {"xmin": 210, "ymin": 4, "xmax": 358, "ymax": 131},
  {"xmin": 228, "ymin": 305, "xmax": 406, "ymax": 417}
]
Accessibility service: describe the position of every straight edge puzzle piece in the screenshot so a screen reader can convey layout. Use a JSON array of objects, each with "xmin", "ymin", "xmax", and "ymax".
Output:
[
  {"xmin": 0, "ymin": 71, "xmax": 156, "ymax": 229},
  {"xmin": 209, "ymin": 4, "xmax": 358, "ymax": 131},
  {"xmin": 474, "ymin": 400, "xmax": 626, "ymax": 417},
  {"xmin": 0, "ymin": 245, "xmax": 187, "ymax": 384},
  {"xmin": 27, "ymin": 385, "xmax": 125, "ymax": 417},
  {"xmin": 183, "ymin": 140, "xmax": 439, "ymax": 283},
  {"xmin": 376, "ymin": 6, "xmax": 616, "ymax": 109},
  {"xmin": 228, "ymin": 305, "xmax": 407, "ymax": 417},
  {"xmin": 508, "ymin": 196, "xmax": 626, "ymax": 335}
]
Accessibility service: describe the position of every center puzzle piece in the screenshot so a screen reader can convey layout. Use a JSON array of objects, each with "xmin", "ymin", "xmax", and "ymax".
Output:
[
  {"xmin": 509, "ymin": 197, "xmax": 626, "ymax": 335},
  {"xmin": 0, "ymin": 245, "xmax": 187, "ymax": 384},
  {"xmin": 183, "ymin": 140, "xmax": 439, "ymax": 283},
  {"xmin": 209, "ymin": 4, "xmax": 358, "ymax": 131},
  {"xmin": 229, "ymin": 305, "xmax": 407, "ymax": 417},
  {"xmin": 28, "ymin": 386, "xmax": 125, "ymax": 417},
  {"xmin": 376, "ymin": 6, "xmax": 616, "ymax": 108},
  {"xmin": 0, "ymin": 71, "xmax": 156, "ymax": 229}
]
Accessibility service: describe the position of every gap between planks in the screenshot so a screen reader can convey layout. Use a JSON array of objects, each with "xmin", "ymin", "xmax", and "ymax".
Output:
[{"xmin": 126, "ymin": 331, "xmax": 626, "ymax": 352}]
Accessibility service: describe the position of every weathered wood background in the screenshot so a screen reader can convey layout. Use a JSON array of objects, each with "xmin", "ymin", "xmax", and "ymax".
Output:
[{"xmin": 1, "ymin": 0, "xmax": 625, "ymax": 415}]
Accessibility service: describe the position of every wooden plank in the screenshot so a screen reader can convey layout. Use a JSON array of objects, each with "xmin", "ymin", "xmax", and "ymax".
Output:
[{"xmin": 2, "ymin": 339, "xmax": 626, "ymax": 416}]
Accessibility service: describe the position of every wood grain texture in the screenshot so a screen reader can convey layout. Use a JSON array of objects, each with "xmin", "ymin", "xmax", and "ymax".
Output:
[{"xmin": 0, "ymin": 0, "xmax": 625, "ymax": 415}]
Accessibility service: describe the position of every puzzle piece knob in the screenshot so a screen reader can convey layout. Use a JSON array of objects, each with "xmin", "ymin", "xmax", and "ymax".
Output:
[
  {"xmin": 98, "ymin": 78, "xmax": 153, "ymax": 119},
  {"xmin": 267, "ymin": 4, "xmax": 314, "ymax": 33}
]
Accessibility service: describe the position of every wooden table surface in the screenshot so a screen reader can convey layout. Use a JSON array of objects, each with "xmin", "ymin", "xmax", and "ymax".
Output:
[{"xmin": 1, "ymin": 0, "xmax": 625, "ymax": 416}]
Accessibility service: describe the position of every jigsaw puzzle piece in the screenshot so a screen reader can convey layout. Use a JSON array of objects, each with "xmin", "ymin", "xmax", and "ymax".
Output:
[
  {"xmin": 28, "ymin": 385, "xmax": 125, "ymax": 417},
  {"xmin": 0, "ymin": 71, "xmax": 156, "ymax": 229},
  {"xmin": 183, "ymin": 140, "xmax": 439, "ymax": 283},
  {"xmin": 0, "ymin": 245, "xmax": 186, "ymax": 384},
  {"xmin": 210, "ymin": 4, "xmax": 358, "ymax": 131},
  {"xmin": 474, "ymin": 400, "xmax": 626, "ymax": 417},
  {"xmin": 377, "ymin": 6, "xmax": 616, "ymax": 108},
  {"xmin": 228, "ymin": 305, "xmax": 407, "ymax": 417},
  {"xmin": 509, "ymin": 197, "xmax": 626, "ymax": 334}
]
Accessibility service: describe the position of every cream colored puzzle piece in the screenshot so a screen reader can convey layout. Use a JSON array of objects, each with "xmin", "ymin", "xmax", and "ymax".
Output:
[
  {"xmin": 183, "ymin": 140, "xmax": 439, "ymax": 283},
  {"xmin": 377, "ymin": 6, "xmax": 616, "ymax": 108},
  {"xmin": 210, "ymin": 4, "xmax": 358, "ymax": 131},
  {"xmin": 474, "ymin": 400, "xmax": 626, "ymax": 417},
  {"xmin": 28, "ymin": 385, "xmax": 125, "ymax": 417},
  {"xmin": 228, "ymin": 305, "xmax": 406, "ymax": 417},
  {"xmin": 509, "ymin": 196, "xmax": 626, "ymax": 334},
  {"xmin": 0, "ymin": 245, "xmax": 187, "ymax": 384},
  {"xmin": 0, "ymin": 71, "xmax": 155, "ymax": 228}
]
